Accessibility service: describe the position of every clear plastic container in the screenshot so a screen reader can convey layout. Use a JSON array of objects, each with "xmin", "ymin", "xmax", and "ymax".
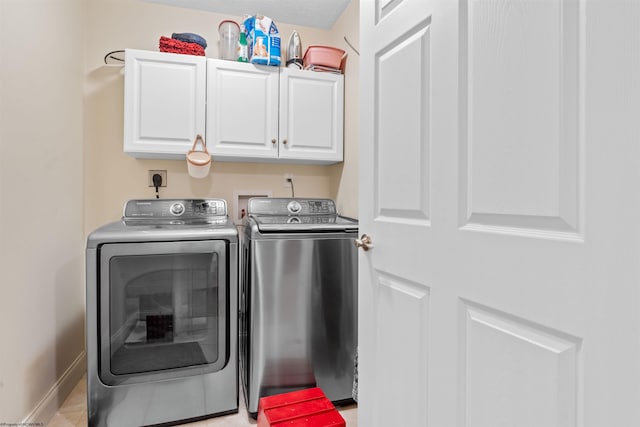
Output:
[{"xmin": 218, "ymin": 20, "xmax": 240, "ymax": 61}]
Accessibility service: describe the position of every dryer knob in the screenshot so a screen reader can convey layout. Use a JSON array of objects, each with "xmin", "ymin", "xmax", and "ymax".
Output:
[{"xmin": 170, "ymin": 202, "xmax": 185, "ymax": 216}]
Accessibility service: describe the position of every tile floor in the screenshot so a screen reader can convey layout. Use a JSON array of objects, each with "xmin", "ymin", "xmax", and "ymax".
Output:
[{"xmin": 48, "ymin": 374, "xmax": 358, "ymax": 427}]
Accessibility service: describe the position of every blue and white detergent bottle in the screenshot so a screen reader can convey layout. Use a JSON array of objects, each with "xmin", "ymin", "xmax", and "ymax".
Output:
[{"xmin": 243, "ymin": 15, "xmax": 281, "ymax": 66}]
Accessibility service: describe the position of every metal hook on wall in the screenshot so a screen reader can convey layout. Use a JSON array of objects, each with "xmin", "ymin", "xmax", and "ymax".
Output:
[
  {"xmin": 104, "ymin": 50, "xmax": 125, "ymax": 65},
  {"xmin": 343, "ymin": 36, "xmax": 359, "ymax": 56}
]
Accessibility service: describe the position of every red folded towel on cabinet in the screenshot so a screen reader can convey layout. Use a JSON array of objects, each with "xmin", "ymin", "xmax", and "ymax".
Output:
[{"xmin": 159, "ymin": 36, "xmax": 205, "ymax": 56}]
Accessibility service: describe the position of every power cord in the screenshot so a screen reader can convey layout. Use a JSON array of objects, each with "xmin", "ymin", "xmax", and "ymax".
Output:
[
  {"xmin": 152, "ymin": 173, "xmax": 163, "ymax": 199},
  {"xmin": 287, "ymin": 177, "xmax": 295, "ymax": 197}
]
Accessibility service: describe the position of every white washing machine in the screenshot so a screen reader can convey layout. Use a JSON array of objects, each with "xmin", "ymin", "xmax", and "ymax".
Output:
[{"xmin": 86, "ymin": 199, "xmax": 238, "ymax": 426}]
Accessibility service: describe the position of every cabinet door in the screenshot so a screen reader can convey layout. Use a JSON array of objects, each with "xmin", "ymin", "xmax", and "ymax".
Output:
[
  {"xmin": 124, "ymin": 49, "xmax": 206, "ymax": 159},
  {"xmin": 278, "ymin": 69, "xmax": 344, "ymax": 164},
  {"xmin": 207, "ymin": 59, "xmax": 279, "ymax": 161}
]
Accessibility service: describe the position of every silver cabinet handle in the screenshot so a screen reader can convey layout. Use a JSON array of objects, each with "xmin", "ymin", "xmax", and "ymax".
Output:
[{"xmin": 355, "ymin": 234, "xmax": 373, "ymax": 251}]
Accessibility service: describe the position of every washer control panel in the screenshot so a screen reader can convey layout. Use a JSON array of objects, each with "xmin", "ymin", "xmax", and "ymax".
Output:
[
  {"xmin": 248, "ymin": 198, "xmax": 336, "ymax": 216},
  {"xmin": 124, "ymin": 199, "xmax": 227, "ymax": 220}
]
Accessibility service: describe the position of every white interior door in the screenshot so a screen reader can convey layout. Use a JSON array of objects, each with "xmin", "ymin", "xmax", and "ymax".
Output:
[{"xmin": 358, "ymin": 1, "xmax": 640, "ymax": 426}]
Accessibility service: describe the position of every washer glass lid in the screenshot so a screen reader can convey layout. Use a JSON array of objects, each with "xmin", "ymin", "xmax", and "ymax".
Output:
[
  {"xmin": 246, "ymin": 198, "xmax": 357, "ymax": 232},
  {"xmin": 254, "ymin": 215, "xmax": 354, "ymax": 225},
  {"xmin": 252, "ymin": 215, "xmax": 358, "ymax": 232}
]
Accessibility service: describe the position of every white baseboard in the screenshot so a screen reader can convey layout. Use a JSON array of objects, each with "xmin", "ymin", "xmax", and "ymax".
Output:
[{"xmin": 23, "ymin": 351, "xmax": 86, "ymax": 425}]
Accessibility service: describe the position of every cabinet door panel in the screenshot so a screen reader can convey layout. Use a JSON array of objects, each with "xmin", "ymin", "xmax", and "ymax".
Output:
[
  {"xmin": 207, "ymin": 60, "xmax": 279, "ymax": 160},
  {"xmin": 279, "ymin": 69, "xmax": 344, "ymax": 163},
  {"xmin": 124, "ymin": 49, "xmax": 206, "ymax": 159}
]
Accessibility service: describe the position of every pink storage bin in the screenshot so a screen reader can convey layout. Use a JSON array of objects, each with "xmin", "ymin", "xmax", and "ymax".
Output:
[{"xmin": 303, "ymin": 45, "xmax": 347, "ymax": 72}]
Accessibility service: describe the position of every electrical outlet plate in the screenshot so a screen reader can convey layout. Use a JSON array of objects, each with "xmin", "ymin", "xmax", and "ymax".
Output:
[
  {"xmin": 283, "ymin": 173, "xmax": 294, "ymax": 187},
  {"xmin": 148, "ymin": 170, "xmax": 167, "ymax": 187},
  {"xmin": 233, "ymin": 191, "xmax": 272, "ymax": 225}
]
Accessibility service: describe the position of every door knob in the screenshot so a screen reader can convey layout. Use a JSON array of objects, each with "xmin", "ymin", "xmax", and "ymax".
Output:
[{"xmin": 355, "ymin": 234, "xmax": 373, "ymax": 251}]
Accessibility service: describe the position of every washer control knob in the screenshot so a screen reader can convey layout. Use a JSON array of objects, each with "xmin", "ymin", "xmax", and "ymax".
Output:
[
  {"xmin": 287, "ymin": 200, "xmax": 302, "ymax": 214},
  {"xmin": 170, "ymin": 202, "xmax": 185, "ymax": 216}
]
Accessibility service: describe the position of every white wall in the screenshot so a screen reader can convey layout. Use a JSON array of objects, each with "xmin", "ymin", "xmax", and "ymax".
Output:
[{"xmin": 0, "ymin": 0, "xmax": 86, "ymax": 423}]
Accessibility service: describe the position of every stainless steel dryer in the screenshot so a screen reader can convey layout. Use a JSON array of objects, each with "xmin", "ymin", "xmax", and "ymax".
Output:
[
  {"xmin": 240, "ymin": 197, "xmax": 358, "ymax": 416},
  {"xmin": 86, "ymin": 199, "xmax": 238, "ymax": 427}
]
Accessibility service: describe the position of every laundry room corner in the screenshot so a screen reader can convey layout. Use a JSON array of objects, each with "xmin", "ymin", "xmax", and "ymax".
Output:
[
  {"xmin": 328, "ymin": 0, "xmax": 360, "ymax": 220},
  {"xmin": 83, "ymin": 0, "xmax": 355, "ymax": 236},
  {"xmin": 2, "ymin": 0, "xmax": 361, "ymax": 423}
]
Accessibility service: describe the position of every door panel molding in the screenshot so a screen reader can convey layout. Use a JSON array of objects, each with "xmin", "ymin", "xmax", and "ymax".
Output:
[
  {"xmin": 377, "ymin": 0, "xmax": 405, "ymax": 23},
  {"xmin": 372, "ymin": 269, "xmax": 430, "ymax": 426},
  {"xmin": 374, "ymin": 17, "xmax": 432, "ymax": 225},
  {"xmin": 460, "ymin": 299, "xmax": 582, "ymax": 427},
  {"xmin": 458, "ymin": 0, "xmax": 584, "ymax": 241}
]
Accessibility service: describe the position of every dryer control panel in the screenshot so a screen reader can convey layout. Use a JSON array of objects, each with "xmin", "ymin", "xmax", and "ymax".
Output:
[{"xmin": 124, "ymin": 199, "xmax": 228, "ymax": 220}]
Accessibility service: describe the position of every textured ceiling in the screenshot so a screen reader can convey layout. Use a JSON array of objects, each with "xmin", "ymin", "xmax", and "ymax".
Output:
[{"xmin": 142, "ymin": 0, "xmax": 352, "ymax": 29}]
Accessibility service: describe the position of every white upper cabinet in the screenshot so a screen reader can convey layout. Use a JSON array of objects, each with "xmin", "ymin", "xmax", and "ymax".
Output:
[
  {"xmin": 124, "ymin": 49, "xmax": 206, "ymax": 159},
  {"xmin": 206, "ymin": 60, "xmax": 280, "ymax": 160},
  {"xmin": 207, "ymin": 58, "xmax": 344, "ymax": 164},
  {"xmin": 123, "ymin": 51, "xmax": 344, "ymax": 164},
  {"xmin": 278, "ymin": 68, "xmax": 344, "ymax": 163}
]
